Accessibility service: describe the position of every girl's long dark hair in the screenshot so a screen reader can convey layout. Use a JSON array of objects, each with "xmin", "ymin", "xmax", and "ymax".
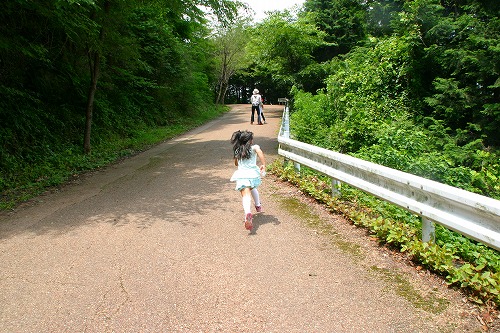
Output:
[{"xmin": 231, "ymin": 130, "xmax": 253, "ymax": 160}]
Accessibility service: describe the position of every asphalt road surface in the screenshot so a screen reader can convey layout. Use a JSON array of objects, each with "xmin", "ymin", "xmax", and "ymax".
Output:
[{"xmin": 0, "ymin": 105, "xmax": 487, "ymax": 332}]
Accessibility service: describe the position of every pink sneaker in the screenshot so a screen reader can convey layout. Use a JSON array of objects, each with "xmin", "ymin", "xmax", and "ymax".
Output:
[
  {"xmin": 255, "ymin": 205, "xmax": 262, "ymax": 213},
  {"xmin": 244, "ymin": 213, "xmax": 253, "ymax": 230}
]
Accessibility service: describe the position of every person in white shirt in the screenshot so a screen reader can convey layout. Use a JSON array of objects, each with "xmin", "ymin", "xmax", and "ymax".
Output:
[{"xmin": 250, "ymin": 89, "xmax": 263, "ymax": 125}]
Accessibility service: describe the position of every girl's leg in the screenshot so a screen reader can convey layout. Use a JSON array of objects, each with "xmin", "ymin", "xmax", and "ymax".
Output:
[
  {"xmin": 241, "ymin": 188, "xmax": 253, "ymax": 230},
  {"xmin": 241, "ymin": 188, "xmax": 252, "ymax": 214},
  {"xmin": 251, "ymin": 188, "xmax": 261, "ymax": 208}
]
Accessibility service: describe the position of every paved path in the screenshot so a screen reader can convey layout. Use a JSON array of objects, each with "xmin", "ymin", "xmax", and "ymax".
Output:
[{"xmin": 0, "ymin": 105, "xmax": 484, "ymax": 332}]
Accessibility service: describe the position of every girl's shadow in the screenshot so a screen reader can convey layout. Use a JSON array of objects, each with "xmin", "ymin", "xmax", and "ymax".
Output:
[{"xmin": 249, "ymin": 214, "xmax": 280, "ymax": 235}]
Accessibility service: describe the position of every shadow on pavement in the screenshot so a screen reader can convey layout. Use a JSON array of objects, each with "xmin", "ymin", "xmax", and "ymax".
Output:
[{"xmin": 249, "ymin": 213, "xmax": 281, "ymax": 235}]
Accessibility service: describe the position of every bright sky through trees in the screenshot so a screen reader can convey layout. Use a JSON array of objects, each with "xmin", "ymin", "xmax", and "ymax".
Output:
[{"xmin": 244, "ymin": 0, "xmax": 305, "ymax": 21}]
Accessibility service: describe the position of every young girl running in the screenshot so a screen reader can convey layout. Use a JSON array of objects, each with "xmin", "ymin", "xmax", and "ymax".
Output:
[{"xmin": 230, "ymin": 130, "xmax": 266, "ymax": 230}]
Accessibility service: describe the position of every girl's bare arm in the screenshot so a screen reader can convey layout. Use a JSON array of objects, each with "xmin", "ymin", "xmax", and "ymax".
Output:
[{"xmin": 255, "ymin": 147, "xmax": 266, "ymax": 172}]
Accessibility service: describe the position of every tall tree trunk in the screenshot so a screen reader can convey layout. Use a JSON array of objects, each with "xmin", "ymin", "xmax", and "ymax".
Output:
[
  {"xmin": 220, "ymin": 83, "xmax": 228, "ymax": 105},
  {"xmin": 216, "ymin": 78, "xmax": 224, "ymax": 105},
  {"xmin": 83, "ymin": 50, "xmax": 100, "ymax": 154},
  {"xmin": 216, "ymin": 49, "xmax": 231, "ymax": 105},
  {"xmin": 83, "ymin": 0, "xmax": 109, "ymax": 154}
]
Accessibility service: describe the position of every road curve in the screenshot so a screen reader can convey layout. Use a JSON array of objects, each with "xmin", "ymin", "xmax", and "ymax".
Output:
[{"xmin": 0, "ymin": 104, "xmax": 483, "ymax": 332}]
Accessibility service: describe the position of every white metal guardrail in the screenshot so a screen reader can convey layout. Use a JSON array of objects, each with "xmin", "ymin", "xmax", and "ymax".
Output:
[{"xmin": 278, "ymin": 106, "xmax": 500, "ymax": 251}]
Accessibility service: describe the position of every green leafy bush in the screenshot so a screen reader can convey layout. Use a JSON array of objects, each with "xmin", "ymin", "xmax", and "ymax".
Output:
[{"xmin": 290, "ymin": 34, "xmax": 500, "ymax": 200}]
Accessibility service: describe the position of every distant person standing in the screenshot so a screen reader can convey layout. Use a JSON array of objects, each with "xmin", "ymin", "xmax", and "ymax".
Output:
[
  {"xmin": 259, "ymin": 95, "xmax": 266, "ymax": 124},
  {"xmin": 250, "ymin": 89, "xmax": 263, "ymax": 125}
]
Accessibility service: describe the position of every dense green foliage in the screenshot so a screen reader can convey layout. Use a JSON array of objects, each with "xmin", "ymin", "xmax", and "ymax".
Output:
[
  {"xmin": 225, "ymin": 10, "xmax": 330, "ymax": 103},
  {"xmin": 230, "ymin": 0, "xmax": 499, "ymax": 198},
  {"xmin": 212, "ymin": 20, "xmax": 251, "ymax": 105},
  {"xmin": 0, "ymin": 0, "xmax": 237, "ymax": 208},
  {"xmin": 285, "ymin": 0, "xmax": 500, "ymax": 200}
]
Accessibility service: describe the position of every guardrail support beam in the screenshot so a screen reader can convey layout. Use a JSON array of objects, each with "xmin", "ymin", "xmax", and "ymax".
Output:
[
  {"xmin": 332, "ymin": 179, "xmax": 341, "ymax": 197},
  {"xmin": 422, "ymin": 218, "xmax": 436, "ymax": 244}
]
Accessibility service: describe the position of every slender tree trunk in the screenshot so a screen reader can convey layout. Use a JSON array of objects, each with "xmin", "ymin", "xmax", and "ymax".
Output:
[
  {"xmin": 220, "ymin": 83, "xmax": 228, "ymax": 105},
  {"xmin": 216, "ymin": 50, "xmax": 231, "ymax": 105},
  {"xmin": 83, "ymin": 0, "xmax": 109, "ymax": 154},
  {"xmin": 216, "ymin": 67, "xmax": 226, "ymax": 105},
  {"xmin": 217, "ymin": 79, "xmax": 229, "ymax": 105},
  {"xmin": 83, "ymin": 50, "xmax": 100, "ymax": 154},
  {"xmin": 216, "ymin": 78, "xmax": 225, "ymax": 105}
]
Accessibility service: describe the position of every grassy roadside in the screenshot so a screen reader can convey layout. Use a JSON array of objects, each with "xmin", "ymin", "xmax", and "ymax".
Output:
[
  {"xmin": 0, "ymin": 105, "xmax": 229, "ymax": 211},
  {"xmin": 269, "ymin": 160, "xmax": 500, "ymax": 312}
]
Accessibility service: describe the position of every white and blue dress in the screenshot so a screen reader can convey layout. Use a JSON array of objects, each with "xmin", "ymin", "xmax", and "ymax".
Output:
[{"xmin": 230, "ymin": 144, "xmax": 262, "ymax": 191}]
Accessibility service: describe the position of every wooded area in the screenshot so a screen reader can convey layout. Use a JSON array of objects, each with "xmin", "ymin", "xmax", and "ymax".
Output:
[{"xmin": 0, "ymin": 0, "xmax": 239, "ymax": 205}]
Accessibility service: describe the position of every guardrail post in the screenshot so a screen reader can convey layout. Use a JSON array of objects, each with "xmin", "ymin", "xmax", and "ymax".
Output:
[
  {"xmin": 282, "ymin": 106, "xmax": 290, "ymax": 168},
  {"xmin": 281, "ymin": 105, "xmax": 301, "ymax": 173},
  {"xmin": 283, "ymin": 106, "xmax": 290, "ymax": 139},
  {"xmin": 331, "ymin": 179, "xmax": 341, "ymax": 197},
  {"xmin": 294, "ymin": 162, "xmax": 301, "ymax": 174},
  {"xmin": 421, "ymin": 217, "xmax": 435, "ymax": 244}
]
